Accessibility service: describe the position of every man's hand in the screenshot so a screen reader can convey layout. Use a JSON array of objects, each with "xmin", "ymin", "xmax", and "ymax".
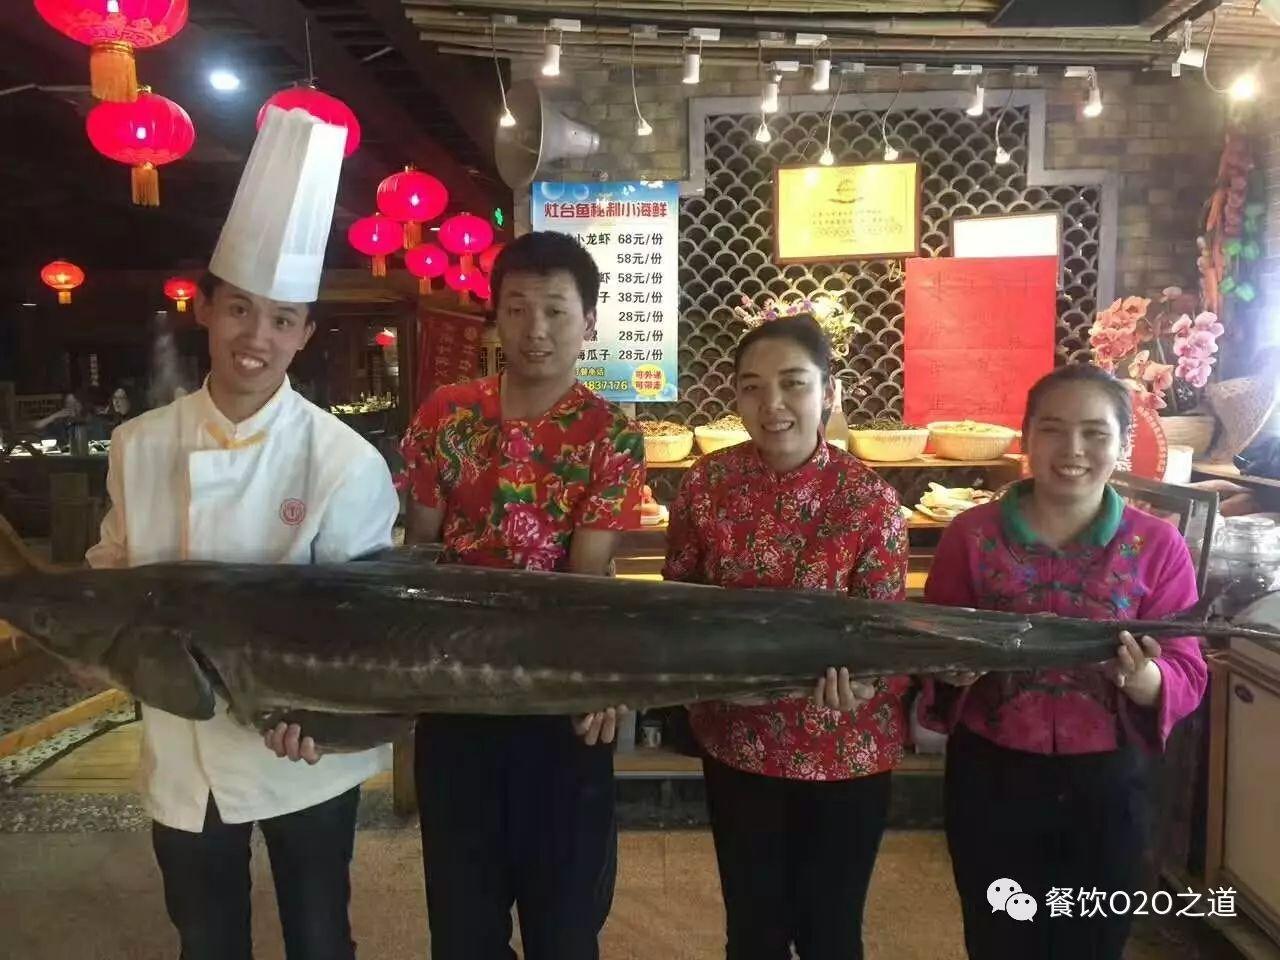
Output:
[
  {"xmin": 573, "ymin": 706, "xmax": 628, "ymax": 745},
  {"xmin": 812, "ymin": 667, "xmax": 876, "ymax": 713},
  {"xmin": 263, "ymin": 722, "xmax": 322, "ymax": 765}
]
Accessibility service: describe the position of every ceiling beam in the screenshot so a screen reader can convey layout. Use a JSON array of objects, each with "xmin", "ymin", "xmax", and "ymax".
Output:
[
  {"xmin": 218, "ymin": 0, "xmax": 497, "ymax": 214},
  {"xmin": 351, "ymin": 0, "xmax": 499, "ymax": 168}
]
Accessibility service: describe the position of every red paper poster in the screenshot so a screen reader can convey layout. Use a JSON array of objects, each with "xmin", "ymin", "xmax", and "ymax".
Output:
[
  {"xmin": 904, "ymin": 257, "xmax": 1057, "ymax": 431},
  {"xmin": 417, "ymin": 308, "xmax": 485, "ymax": 407}
]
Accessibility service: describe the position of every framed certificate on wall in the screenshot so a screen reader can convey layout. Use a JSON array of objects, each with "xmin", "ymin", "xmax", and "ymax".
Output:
[{"xmin": 774, "ymin": 160, "xmax": 921, "ymax": 263}]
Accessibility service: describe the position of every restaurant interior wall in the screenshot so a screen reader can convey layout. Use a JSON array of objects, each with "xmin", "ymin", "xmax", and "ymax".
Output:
[{"xmin": 514, "ymin": 63, "xmax": 1224, "ymax": 427}]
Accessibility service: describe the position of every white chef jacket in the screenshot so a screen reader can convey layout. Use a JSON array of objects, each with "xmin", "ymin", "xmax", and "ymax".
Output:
[{"xmin": 86, "ymin": 377, "xmax": 398, "ymax": 832}]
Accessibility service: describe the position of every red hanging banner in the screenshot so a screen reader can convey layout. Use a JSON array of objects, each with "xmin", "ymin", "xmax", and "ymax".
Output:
[
  {"xmin": 416, "ymin": 308, "xmax": 485, "ymax": 407},
  {"xmin": 903, "ymin": 256, "xmax": 1057, "ymax": 432}
]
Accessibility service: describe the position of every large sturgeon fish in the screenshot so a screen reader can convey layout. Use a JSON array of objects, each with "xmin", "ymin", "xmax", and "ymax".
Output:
[{"xmin": 3, "ymin": 542, "xmax": 1279, "ymax": 749}]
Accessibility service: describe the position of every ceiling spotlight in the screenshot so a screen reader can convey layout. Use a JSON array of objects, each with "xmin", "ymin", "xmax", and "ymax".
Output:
[
  {"xmin": 208, "ymin": 69, "xmax": 241, "ymax": 93},
  {"xmin": 884, "ymin": 144, "xmax": 899, "ymax": 162},
  {"xmin": 542, "ymin": 40, "xmax": 562, "ymax": 77},
  {"xmin": 754, "ymin": 118, "xmax": 772, "ymax": 143},
  {"xmin": 636, "ymin": 117, "xmax": 653, "ymax": 136},
  {"xmin": 683, "ymin": 47, "xmax": 701, "ymax": 85},
  {"xmin": 819, "ymin": 146, "xmax": 834, "ymax": 166},
  {"xmin": 995, "ymin": 145, "xmax": 1011, "ymax": 165},
  {"xmin": 1083, "ymin": 73, "xmax": 1103, "ymax": 117},
  {"xmin": 966, "ymin": 82, "xmax": 986, "ymax": 117},
  {"xmin": 1171, "ymin": 61, "xmax": 1182, "ymax": 78},
  {"xmin": 498, "ymin": 107, "xmax": 516, "ymax": 128},
  {"xmin": 1230, "ymin": 71, "xmax": 1260, "ymax": 101},
  {"xmin": 812, "ymin": 57, "xmax": 831, "ymax": 92},
  {"xmin": 761, "ymin": 73, "xmax": 780, "ymax": 114}
]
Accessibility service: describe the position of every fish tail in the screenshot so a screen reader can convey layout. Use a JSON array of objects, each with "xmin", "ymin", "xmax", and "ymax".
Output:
[{"xmin": 0, "ymin": 512, "xmax": 46, "ymax": 576}]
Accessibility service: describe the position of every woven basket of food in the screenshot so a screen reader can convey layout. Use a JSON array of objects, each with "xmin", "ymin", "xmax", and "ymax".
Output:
[
  {"xmin": 694, "ymin": 414, "xmax": 751, "ymax": 454},
  {"xmin": 848, "ymin": 420, "xmax": 930, "ymax": 463},
  {"xmin": 640, "ymin": 421, "xmax": 694, "ymax": 463},
  {"xmin": 927, "ymin": 421, "xmax": 1018, "ymax": 461}
]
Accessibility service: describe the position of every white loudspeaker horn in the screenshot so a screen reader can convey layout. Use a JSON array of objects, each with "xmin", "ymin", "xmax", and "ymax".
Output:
[{"xmin": 495, "ymin": 81, "xmax": 601, "ymax": 189}]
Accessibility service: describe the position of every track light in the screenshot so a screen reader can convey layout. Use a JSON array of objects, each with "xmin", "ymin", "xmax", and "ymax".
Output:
[
  {"xmin": 1082, "ymin": 72, "xmax": 1103, "ymax": 117},
  {"xmin": 995, "ymin": 145, "xmax": 1011, "ymax": 165},
  {"xmin": 812, "ymin": 57, "xmax": 831, "ymax": 92},
  {"xmin": 492, "ymin": 26, "xmax": 517, "ymax": 130},
  {"xmin": 629, "ymin": 34, "xmax": 652, "ymax": 139},
  {"xmin": 499, "ymin": 107, "xmax": 516, "ymax": 128},
  {"xmin": 636, "ymin": 118, "xmax": 653, "ymax": 136},
  {"xmin": 966, "ymin": 82, "xmax": 985, "ymax": 117},
  {"xmin": 542, "ymin": 39, "xmax": 561, "ymax": 77},
  {"xmin": 761, "ymin": 73, "xmax": 780, "ymax": 114},
  {"xmin": 819, "ymin": 146, "xmax": 834, "ymax": 166},
  {"xmin": 754, "ymin": 117, "xmax": 772, "ymax": 143},
  {"xmin": 1230, "ymin": 71, "xmax": 1260, "ymax": 101},
  {"xmin": 884, "ymin": 144, "xmax": 899, "ymax": 162},
  {"xmin": 683, "ymin": 50, "xmax": 701, "ymax": 85}
]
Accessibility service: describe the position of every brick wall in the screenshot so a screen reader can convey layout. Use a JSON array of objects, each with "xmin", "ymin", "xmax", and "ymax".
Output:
[{"xmin": 514, "ymin": 63, "xmax": 1224, "ymax": 303}]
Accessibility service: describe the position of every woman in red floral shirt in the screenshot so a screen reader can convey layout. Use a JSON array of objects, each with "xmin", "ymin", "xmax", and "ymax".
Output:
[{"xmin": 663, "ymin": 315, "xmax": 909, "ymax": 960}]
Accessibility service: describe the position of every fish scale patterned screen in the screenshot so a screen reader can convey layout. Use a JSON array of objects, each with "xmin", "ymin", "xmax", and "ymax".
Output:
[{"xmin": 648, "ymin": 105, "xmax": 1101, "ymax": 426}]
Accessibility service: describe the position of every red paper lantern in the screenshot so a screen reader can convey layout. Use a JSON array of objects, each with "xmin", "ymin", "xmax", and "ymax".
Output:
[
  {"xmin": 163, "ymin": 276, "xmax": 195, "ymax": 312},
  {"xmin": 438, "ymin": 215, "xmax": 494, "ymax": 274},
  {"xmin": 478, "ymin": 242, "xmax": 504, "ymax": 275},
  {"xmin": 347, "ymin": 214, "xmax": 402, "ymax": 277},
  {"xmin": 374, "ymin": 328, "xmax": 396, "ymax": 348},
  {"xmin": 405, "ymin": 243, "xmax": 447, "ymax": 295},
  {"xmin": 443, "ymin": 261, "xmax": 475, "ymax": 292},
  {"xmin": 469, "ymin": 272, "xmax": 492, "ymax": 303},
  {"xmin": 86, "ymin": 88, "xmax": 195, "ymax": 206},
  {"xmin": 41, "ymin": 260, "xmax": 85, "ymax": 305},
  {"xmin": 35, "ymin": 0, "xmax": 188, "ymax": 103},
  {"xmin": 377, "ymin": 167, "xmax": 448, "ymax": 248},
  {"xmin": 257, "ymin": 84, "xmax": 361, "ymax": 157}
]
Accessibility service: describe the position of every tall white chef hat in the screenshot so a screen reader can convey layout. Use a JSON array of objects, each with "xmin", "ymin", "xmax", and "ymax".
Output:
[{"xmin": 208, "ymin": 105, "xmax": 347, "ymax": 304}]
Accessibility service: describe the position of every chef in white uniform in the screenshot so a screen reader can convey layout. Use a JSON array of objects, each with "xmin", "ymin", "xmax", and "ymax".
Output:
[{"xmin": 86, "ymin": 106, "xmax": 398, "ymax": 960}]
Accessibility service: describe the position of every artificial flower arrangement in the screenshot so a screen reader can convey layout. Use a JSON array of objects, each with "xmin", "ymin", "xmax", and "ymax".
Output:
[
  {"xmin": 732, "ymin": 293, "xmax": 862, "ymax": 350},
  {"xmin": 1088, "ymin": 286, "xmax": 1224, "ymax": 414}
]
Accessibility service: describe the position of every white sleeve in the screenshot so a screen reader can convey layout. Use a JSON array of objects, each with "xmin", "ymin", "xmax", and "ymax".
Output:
[
  {"xmin": 312, "ymin": 447, "xmax": 399, "ymax": 564},
  {"xmin": 85, "ymin": 440, "xmax": 128, "ymax": 570}
]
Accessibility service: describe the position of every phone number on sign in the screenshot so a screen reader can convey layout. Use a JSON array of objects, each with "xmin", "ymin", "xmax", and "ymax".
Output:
[{"xmin": 582, "ymin": 380, "xmax": 633, "ymax": 393}]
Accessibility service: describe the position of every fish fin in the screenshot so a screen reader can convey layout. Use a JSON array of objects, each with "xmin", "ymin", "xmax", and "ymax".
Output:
[
  {"xmin": 104, "ymin": 629, "xmax": 217, "ymax": 721},
  {"xmin": 0, "ymin": 512, "xmax": 51, "ymax": 576},
  {"xmin": 254, "ymin": 710, "xmax": 413, "ymax": 753}
]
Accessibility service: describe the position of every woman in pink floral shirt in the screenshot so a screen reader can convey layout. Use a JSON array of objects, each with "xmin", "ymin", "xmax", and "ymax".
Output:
[
  {"xmin": 920, "ymin": 364, "xmax": 1208, "ymax": 960},
  {"xmin": 664, "ymin": 315, "xmax": 909, "ymax": 960}
]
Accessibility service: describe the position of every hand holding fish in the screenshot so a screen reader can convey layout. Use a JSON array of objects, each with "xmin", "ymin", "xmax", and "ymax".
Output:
[
  {"xmin": 812, "ymin": 667, "xmax": 875, "ymax": 713},
  {"xmin": 264, "ymin": 721, "xmax": 322, "ymax": 765},
  {"xmin": 574, "ymin": 706, "xmax": 629, "ymax": 745},
  {"xmin": 1105, "ymin": 632, "xmax": 1163, "ymax": 708}
]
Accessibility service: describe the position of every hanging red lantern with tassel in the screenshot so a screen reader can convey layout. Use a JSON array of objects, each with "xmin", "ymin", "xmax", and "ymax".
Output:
[
  {"xmin": 257, "ymin": 83, "xmax": 361, "ymax": 156},
  {"xmin": 374, "ymin": 328, "xmax": 396, "ymax": 348},
  {"xmin": 41, "ymin": 260, "xmax": 85, "ymax": 305},
  {"xmin": 34, "ymin": 0, "xmax": 189, "ymax": 103},
  {"xmin": 404, "ymin": 243, "xmax": 447, "ymax": 294},
  {"xmin": 85, "ymin": 88, "xmax": 195, "ymax": 206},
  {"xmin": 470, "ymin": 272, "xmax": 492, "ymax": 304},
  {"xmin": 377, "ymin": 166, "xmax": 448, "ymax": 249},
  {"xmin": 478, "ymin": 242, "xmax": 504, "ymax": 275},
  {"xmin": 347, "ymin": 214, "xmax": 401, "ymax": 277},
  {"xmin": 163, "ymin": 276, "xmax": 195, "ymax": 312},
  {"xmin": 439, "ymin": 214, "xmax": 494, "ymax": 274}
]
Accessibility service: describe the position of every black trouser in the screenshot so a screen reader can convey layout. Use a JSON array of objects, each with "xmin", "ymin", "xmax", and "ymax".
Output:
[
  {"xmin": 415, "ymin": 714, "xmax": 617, "ymax": 960},
  {"xmin": 702, "ymin": 755, "xmax": 893, "ymax": 960},
  {"xmin": 151, "ymin": 788, "xmax": 361, "ymax": 960},
  {"xmin": 945, "ymin": 725, "xmax": 1148, "ymax": 960}
]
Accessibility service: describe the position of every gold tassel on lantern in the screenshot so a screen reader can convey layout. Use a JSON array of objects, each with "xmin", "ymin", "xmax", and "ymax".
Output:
[
  {"xmin": 419, "ymin": 278, "xmax": 434, "ymax": 295},
  {"xmin": 404, "ymin": 222, "xmax": 422, "ymax": 249},
  {"xmin": 58, "ymin": 291, "xmax": 72, "ymax": 305},
  {"xmin": 131, "ymin": 163, "xmax": 160, "ymax": 206},
  {"xmin": 175, "ymin": 300, "xmax": 188, "ymax": 312},
  {"xmin": 90, "ymin": 42, "xmax": 139, "ymax": 103},
  {"xmin": 372, "ymin": 255, "xmax": 387, "ymax": 278}
]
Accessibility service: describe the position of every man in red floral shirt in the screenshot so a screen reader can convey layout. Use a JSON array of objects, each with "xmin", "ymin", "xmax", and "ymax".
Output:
[{"xmin": 399, "ymin": 231, "xmax": 645, "ymax": 960}]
